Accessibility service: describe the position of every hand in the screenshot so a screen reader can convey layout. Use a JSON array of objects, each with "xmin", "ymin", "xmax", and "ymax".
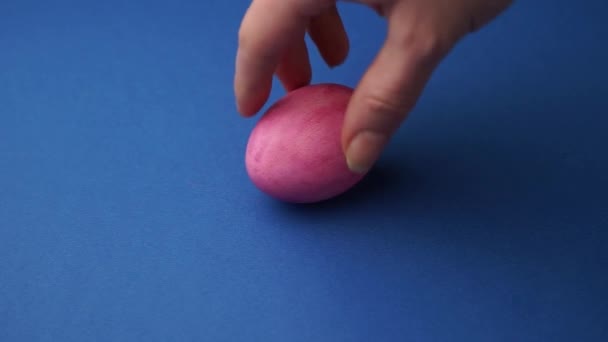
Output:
[{"xmin": 234, "ymin": 0, "xmax": 512, "ymax": 173}]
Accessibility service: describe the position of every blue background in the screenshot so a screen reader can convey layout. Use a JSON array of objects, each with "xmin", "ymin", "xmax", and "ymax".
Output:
[{"xmin": 1, "ymin": 0, "xmax": 607, "ymax": 341}]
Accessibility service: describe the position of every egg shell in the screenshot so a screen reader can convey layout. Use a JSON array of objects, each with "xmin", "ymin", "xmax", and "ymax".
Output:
[{"xmin": 245, "ymin": 83, "xmax": 366, "ymax": 203}]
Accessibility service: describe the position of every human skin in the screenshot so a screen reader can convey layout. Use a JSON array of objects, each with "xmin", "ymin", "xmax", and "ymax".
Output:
[{"xmin": 234, "ymin": 0, "xmax": 513, "ymax": 173}]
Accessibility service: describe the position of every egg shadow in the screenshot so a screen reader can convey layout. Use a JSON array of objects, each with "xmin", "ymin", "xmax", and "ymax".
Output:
[
  {"xmin": 275, "ymin": 117, "xmax": 606, "ymax": 237},
  {"xmin": 269, "ymin": 68, "xmax": 608, "ymax": 235},
  {"xmin": 276, "ymin": 159, "xmax": 418, "ymax": 213}
]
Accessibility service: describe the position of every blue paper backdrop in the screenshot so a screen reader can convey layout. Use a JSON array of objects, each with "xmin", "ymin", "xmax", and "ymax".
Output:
[{"xmin": 1, "ymin": 0, "xmax": 607, "ymax": 341}]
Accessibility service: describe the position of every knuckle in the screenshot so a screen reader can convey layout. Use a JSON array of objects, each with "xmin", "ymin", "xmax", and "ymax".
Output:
[
  {"xmin": 415, "ymin": 33, "xmax": 445, "ymax": 60},
  {"xmin": 362, "ymin": 92, "xmax": 404, "ymax": 118},
  {"xmin": 392, "ymin": 26, "xmax": 452, "ymax": 65},
  {"xmin": 358, "ymin": 91, "xmax": 407, "ymax": 133},
  {"xmin": 411, "ymin": 31, "xmax": 446, "ymax": 63}
]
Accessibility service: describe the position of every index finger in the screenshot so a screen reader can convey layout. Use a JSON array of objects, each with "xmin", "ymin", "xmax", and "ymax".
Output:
[{"xmin": 234, "ymin": 0, "xmax": 334, "ymax": 116}]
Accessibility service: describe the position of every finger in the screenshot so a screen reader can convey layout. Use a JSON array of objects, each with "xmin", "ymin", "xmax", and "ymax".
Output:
[
  {"xmin": 275, "ymin": 37, "xmax": 312, "ymax": 91},
  {"xmin": 234, "ymin": 0, "xmax": 334, "ymax": 117},
  {"xmin": 342, "ymin": 8, "xmax": 453, "ymax": 173},
  {"xmin": 307, "ymin": 5, "xmax": 349, "ymax": 67}
]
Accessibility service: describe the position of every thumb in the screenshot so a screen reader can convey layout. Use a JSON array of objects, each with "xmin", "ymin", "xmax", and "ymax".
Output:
[{"xmin": 342, "ymin": 11, "xmax": 455, "ymax": 173}]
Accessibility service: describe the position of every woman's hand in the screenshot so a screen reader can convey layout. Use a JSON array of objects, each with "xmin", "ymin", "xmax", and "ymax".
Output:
[{"xmin": 234, "ymin": 0, "xmax": 512, "ymax": 173}]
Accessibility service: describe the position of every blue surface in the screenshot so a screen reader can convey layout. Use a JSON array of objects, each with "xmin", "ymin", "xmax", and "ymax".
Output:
[{"xmin": 1, "ymin": 0, "xmax": 607, "ymax": 341}]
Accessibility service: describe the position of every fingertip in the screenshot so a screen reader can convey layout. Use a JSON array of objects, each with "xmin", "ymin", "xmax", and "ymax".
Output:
[
  {"xmin": 234, "ymin": 0, "xmax": 316, "ymax": 118},
  {"xmin": 236, "ymin": 95, "xmax": 269, "ymax": 118},
  {"xmin": 345, "ymin": 130, "xmax": 388, "ymax": 174},
  {"xmin": 276, "ymin": 38, "xmax": 313, "ymax": 92},
  {"xmin": 235, "ymin": 81, "xmax": 270, "ymax": 117},
  {"xmin": 325, "ymin": 32, "xmax": 349, "ymax": 68},
  {"xmin": 327, "ymin": 42, "xmax": 349, "ymax": 68},
  {"xmin": 234, "ymin": 45, "xmax": 275, "ymax": 117},
  {"xmin": 308, "ymin": 5, "xmax": 350, "ymax": 69}
]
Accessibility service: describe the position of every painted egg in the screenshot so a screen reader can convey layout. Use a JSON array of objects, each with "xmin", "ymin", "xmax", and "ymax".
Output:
[{"xmin": 245, "ymin": 83, "xmax": 366, "ymax": 203}]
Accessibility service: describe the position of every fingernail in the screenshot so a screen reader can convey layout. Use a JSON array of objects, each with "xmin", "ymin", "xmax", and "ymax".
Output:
[{"xmin": 345, "ymin": 131, "xmax": 388, "ymax": 174}]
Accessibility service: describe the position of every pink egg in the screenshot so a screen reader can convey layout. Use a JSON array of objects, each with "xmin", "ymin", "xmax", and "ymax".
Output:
[{"xmin": 245, "ymin": 83, "xmax": 366, "ymax": 203}]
